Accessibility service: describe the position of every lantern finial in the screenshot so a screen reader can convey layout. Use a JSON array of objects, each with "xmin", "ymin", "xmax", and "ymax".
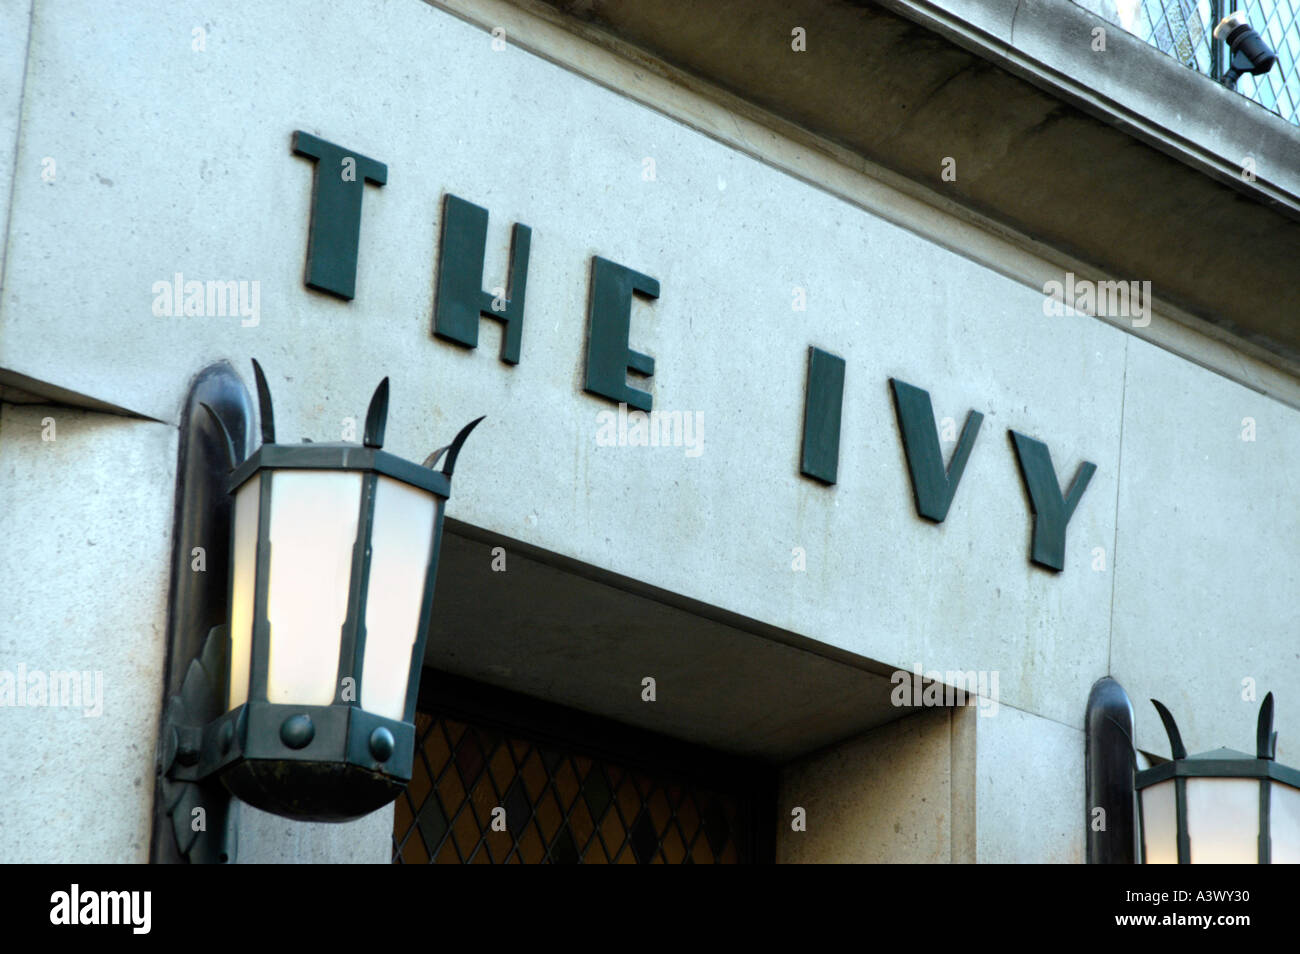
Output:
[
  {"xmin": 423, "ymin": 416, "xmax": 485, "ymax": 477},
  {"xmin": 1257, "ymin": 692, "xmax": 1277, "ymax": 760},
  {"xmin": 1151, "ymin": 699, "xmax": 1188, "ymax": 760},
  {"xmin": 199, "ymin": 402, "xmax": 239, "ymax": 471},
  {"xmin": 250, "ymin": 359, "xmax": 276, "ymax": 445},
  {"xmin": 364, "ymin": 377, "xmax": 390, "ymax": 448}
]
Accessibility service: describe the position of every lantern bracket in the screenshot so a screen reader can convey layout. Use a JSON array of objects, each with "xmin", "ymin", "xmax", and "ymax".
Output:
[
  {"xmin": 150, "ymin": 361, "xmax": 253, "ymax": 863},
  {"xmin": 1084, "ymin": 676, "xmax": 1138, "ymax": 863},
  {"xmin": 156, "ymin": 624, "xmax": 239, "ymax": 863}
]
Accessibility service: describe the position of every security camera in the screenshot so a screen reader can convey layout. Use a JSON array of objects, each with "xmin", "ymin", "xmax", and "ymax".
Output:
[{"xmin": 1213, "ymin": 11, "xmax": 1277, "ymax": 88}]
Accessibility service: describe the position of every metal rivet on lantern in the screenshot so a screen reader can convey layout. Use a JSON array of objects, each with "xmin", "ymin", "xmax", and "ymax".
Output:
[
  {"xmin": 176, "ymin": 740, "xmax": 200, "ymax": 767},
  {"xmin": 280, "ymin": 714, "xmax": 315, "ymax": 749},
  {"xmin": 369, "ymin": 727, "xmax": 395, "ymax": 762}
]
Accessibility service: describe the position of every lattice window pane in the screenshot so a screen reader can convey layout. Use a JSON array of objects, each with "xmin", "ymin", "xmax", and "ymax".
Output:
[
  {"xmin": 393, "ymin": 707, "xmax": 754, "ymax": 863},
  {"xmin": 1130, "ymin": 0, "xmax": 1300, "ymax": 124}
]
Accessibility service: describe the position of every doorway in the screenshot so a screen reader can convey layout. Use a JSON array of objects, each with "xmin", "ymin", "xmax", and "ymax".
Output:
[{"xmin": 393, "ymin": 671, "xmax": 776, "ymax": 863}]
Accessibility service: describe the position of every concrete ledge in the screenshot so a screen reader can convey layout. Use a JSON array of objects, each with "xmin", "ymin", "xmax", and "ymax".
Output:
[
  {"xmin": 883, "ymin": 0, "xmax": 1300, "ymax": 210},
  {"xmin": 0, "ymin": 367, "xmax": 161, "ymax": 420},
  {"xmin": 507, "ymin": 0, "xmax": 1300, "ymax": 368}
]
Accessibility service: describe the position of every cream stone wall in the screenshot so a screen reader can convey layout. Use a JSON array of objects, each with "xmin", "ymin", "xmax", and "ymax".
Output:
[
  {"xmin": 0, "ymin": 406, "xmax": 174, "ymax": 862},
  {"xmin": 778, "ymin": 703, "xmax": 1084, "ymax": 864},
  {"xmin": 776, "ymin": 708, "xmax": 971, "ymax": 864}
]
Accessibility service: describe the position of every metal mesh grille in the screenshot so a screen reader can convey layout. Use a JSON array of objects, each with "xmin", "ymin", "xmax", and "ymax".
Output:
[
  {"xmin": 393, "ymin": 709, "xmax": 748, "ymax": 863},
  {"xmin": 1235, "ymin": 0, "xmax": 1300, "ymax": 123},
  {"xmin": 1129, "ymin": 0, "xmax": 1300, "ymax": 125}
]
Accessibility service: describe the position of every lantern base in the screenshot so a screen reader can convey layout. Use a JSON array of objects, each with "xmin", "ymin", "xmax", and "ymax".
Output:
[
  {"xmin": 160, "ymin": 627, "xmax": 418, "ymax": 828},
  {"xmin": 177, "ymin": 700, "xmax": 416, "ymax": 823},
  {"xmin": 220, "ymin": 759, "xmax": 405, "ymax": 823}
]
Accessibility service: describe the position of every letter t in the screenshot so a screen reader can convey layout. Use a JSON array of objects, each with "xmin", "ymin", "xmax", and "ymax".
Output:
[{"xmin": 291, "ymin": 131, "xmax": 387, "ymax": 300}]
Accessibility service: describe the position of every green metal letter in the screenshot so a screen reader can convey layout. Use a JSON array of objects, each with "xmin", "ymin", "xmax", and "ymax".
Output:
[
  {"xmin": 800, "ymin": 348, "xmax": 846, "ymax": 485},
  {"xmin": 889, "ymin": 378, "xmax": 983, "ymax": 521},
  {"xmin": 1009, "ymin": 430, "xmax": 1096, "ymax": 571},
  {"xmin": 291, "ymin": 131, "xmax": 387, "ymax": 301},
  {"xmin": 583, "ymin": 257, "xmax": 659, "ymax": 412},
  {"xmin": 433, "ymin": 193, "xmax": 532, "ymax": 365}
]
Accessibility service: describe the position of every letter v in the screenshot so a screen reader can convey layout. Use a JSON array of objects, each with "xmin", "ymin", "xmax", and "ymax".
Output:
[{"xmin": 889, "ymin": 378, "xmax": 983, "ymax": 523}]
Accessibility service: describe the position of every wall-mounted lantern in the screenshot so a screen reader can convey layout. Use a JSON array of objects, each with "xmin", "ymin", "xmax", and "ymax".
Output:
[
  {"xmin": 153, "ymin": 360, "xmax": 481, "ymax": 862},
  {"xmin": 1085, "ymin": 678, "xmax": 1300, "ymax": 864},
  {"xmin": 1137, "ymin": 693, "xmax": 1300, "ymax": 864}
]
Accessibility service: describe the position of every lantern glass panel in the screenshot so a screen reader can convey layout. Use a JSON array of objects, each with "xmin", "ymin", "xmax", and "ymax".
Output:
[
  {"xmin": 360, "ymin": 476, "xmax": 437, "ymax": 720},
  {"xmin": 266, "ymin": 470, "xmax": 362, "ymax": 706},
  {"xmin": 1141, "ymin": 779, "xmax": 1178, "ymax": 863},
  {"xmin": 1186, "ymin": 777, "xmax": 1259, "ymax": 864},
  {"xmin": 227, "ymin": 474, "xmax": 260, "ymax": 710},
  {"xmin": 1271, "ymin": 781, "xmax": 1300, "ymax": 863}
]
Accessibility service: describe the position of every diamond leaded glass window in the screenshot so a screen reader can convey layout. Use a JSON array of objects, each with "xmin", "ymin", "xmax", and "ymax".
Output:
[
  {"xmin": 1127, "ymin": 0, "xmax": 1300, "ymax": 125},
  {"xmin": 392, "ymin": 674, "xmax": 772, "ymax": 864}
]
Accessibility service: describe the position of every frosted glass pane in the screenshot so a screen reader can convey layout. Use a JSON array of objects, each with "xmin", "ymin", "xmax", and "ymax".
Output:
[
  {"xmin": 1141, "ymin": 780, "xmax": 1178, "ymax": 863},
  {"xmin": 361, "ymin": 477, "xmax": 436, "ymax": 720},
  {"xmin": 227, "ymin": 475, "xmax": 260, "ymax": 710},
  {"xmin": 1269, "ymin": 782, "xmax": 1300, "ymax": 863},
  {"xmin": 1187, "ymin": 778, "xmax": 1259, "ymax": 864},
  {"xmin": 266, "ymin": 471, "xmax": 361, "ymax": 706}
]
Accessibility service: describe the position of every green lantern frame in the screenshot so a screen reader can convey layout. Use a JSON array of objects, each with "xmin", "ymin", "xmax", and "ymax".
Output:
[{"xmin": 153, "ymin": 360, "xmax": 481, "ymax": 861}]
